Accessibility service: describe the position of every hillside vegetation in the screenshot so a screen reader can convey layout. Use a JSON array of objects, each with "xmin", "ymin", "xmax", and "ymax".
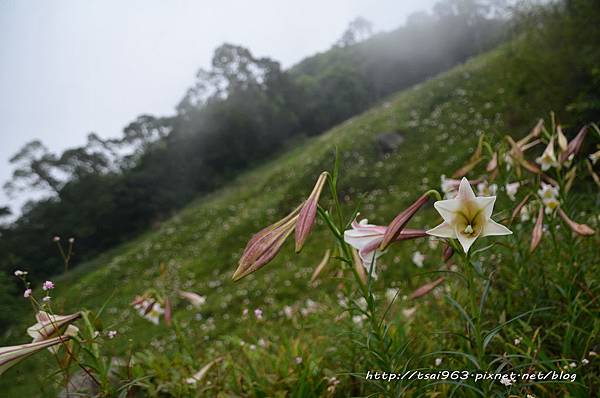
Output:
[{"xmin": 2, "ymin": 1, "xmax": 599, "ymax": 397}]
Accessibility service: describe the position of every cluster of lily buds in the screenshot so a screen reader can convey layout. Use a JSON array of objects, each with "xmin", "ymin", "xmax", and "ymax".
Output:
[
  {"xmin": 233, "ymin": 172, "xmax": 328, "ymax": 281},
  {"xmin": 0, "ymin": 311, "xmax": 80, "ymax": 376},
  {"xmin": 516, "ymin": 192, "xmax": 596, "ymax": 253},
  {"xmin": 132, "ymin": 294, "xmax": 166, "ymax": 325}
]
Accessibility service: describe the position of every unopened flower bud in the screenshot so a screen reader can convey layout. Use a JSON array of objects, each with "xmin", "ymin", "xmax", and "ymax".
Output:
[
  {"xmin": 380, "ymin": 194, "xmax": 429, "ymax": 251},
  {"xmin": 560, "ymin": 125, "xmax": 588, "ymax": 163},
  {"xmin": 233, "ymin": 206, "xmax": 301, "ymax": 281},
  {"xmin": 295, "ymin": 172, "xmax": 328, "ymax": 253},
  {"xmin": 530, "ymin": 207, "xmax": 544, "ymax": 253},
  {"xmin": 409, "ymin": 277, "xmax": 445, "ymax": 300},
  {"xmin": 557, "ymin": 208, "xmax": 595, "ymax": 236}
]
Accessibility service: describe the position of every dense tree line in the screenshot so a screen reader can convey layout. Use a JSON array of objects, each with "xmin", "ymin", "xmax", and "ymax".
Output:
[{"xmin": 0, "ymin": 0, "xmax": 512, "ymax": 326}]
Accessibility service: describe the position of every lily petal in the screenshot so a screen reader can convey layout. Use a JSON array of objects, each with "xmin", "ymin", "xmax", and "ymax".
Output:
[
  {"xmin": 474, "ymin": 196, "xmax": 496, "ymax": 219},
  {"xmin": 426, "ymin": 222, "xmax": 456, "ymax": 238},
  {"xmin": 455, "ymin": 227, "xmax": 479, "ymax": 253},
  {"xmin": 482, "ymin": 219, "xmax": 512, "ymax": 236},
  {"xmin": 457, "ymin": 177, "xmax": 477, "ymax": 202}
]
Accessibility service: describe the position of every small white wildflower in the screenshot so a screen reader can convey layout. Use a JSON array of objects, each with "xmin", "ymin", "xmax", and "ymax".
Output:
[
  {"xmin": 499, "ymin": 375, "xmax": 513, "ymax": 386},
  {"xmin": 435, "ymin": 357, "xmax": 442, "ymax": 366},
  {"xmin": 514, "ymin": 338, "xmax": 521, "ymax": 346},
  {"xmin": 42, "ymin": 296, "xmax": 51, "ymax": 302},
  {"xmin": 402, "ymin": 307, "xmax": 416, "ymax": 318},
  {"xmin": 427, "ymin": 237, "xmax": 439, "ymax": 250},
  {"xmin": 107, "ymin": 330, "xmax": 117, "ymax": 339},
  {"xmin": 385, "ymin": 288, "xmax": 398, "ymax": 303},
  {"xmin": 569, "ymin": 362, "xmax": 577, "ymax": 368},
  {"xmin": 23, "ymin": 288, "xmax": 32, "ymax": 298},
  {"xmin": 581, "ymin": 358, "xmax": 589, "ymax": 366},
  {"xmin": 295, "ymin": 356, "xmax": 303, "ymax": 365},
  {"xmin": 412, "ymin": 251, "xmax": 425, "ymax": 268}
]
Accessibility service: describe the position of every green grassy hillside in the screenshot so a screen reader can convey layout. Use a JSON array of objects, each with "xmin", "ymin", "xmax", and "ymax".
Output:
[{"xmin": 3, "ymin": 32, "xmax": 599, "ymax": 397}]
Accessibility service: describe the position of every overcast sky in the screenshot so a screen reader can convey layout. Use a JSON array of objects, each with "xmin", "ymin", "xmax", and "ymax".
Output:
[{"xmin": 0, "ymin": 0, "xmax": 438, "ymax": 214}]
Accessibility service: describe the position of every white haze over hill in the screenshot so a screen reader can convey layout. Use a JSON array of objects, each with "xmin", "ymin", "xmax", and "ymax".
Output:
[{"xmin": 0, "ymin": 0, "xmax": 438, "ymax": 216}]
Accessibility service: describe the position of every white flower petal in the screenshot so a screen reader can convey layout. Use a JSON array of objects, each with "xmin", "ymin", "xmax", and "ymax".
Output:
[
  {"xmin": 482, "ymin": 219, "xmax": 512, "ymax": 236},
  {"xmin": 458, "ymin": 177, "xmax": 477, "ymax": 202},
  {"xmin": 456, "ymin": 230, "xmax": 478, "ymax": 253},
  {"xmin": 426, "ymin": 222, "xmax": 456, "ymax": 238},
  {"xmin": 433, "ymin": 199, "xmax": 461, "ymax": 223},
  {"xmin": 474, "ymin": 196, "xmax": 496, "ymax": 219}
]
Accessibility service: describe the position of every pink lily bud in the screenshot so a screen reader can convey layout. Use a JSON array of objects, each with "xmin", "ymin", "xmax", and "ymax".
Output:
[
  {"xmin": 394, "ymin": 229, "xmax": 428, "ymax": 241},
  {"xmin": 517, "ymin": 118, "xmax": 544, "ymax": 148},
  {"xmin": 530, "ymin": 207, "xmax": 544, "ymax": 253},
  {"xmin": 409, "ymin": 277, "xmax": 445, "ymax": 300},
  {"xmin": 379, "ymin": 194, "xmax": 429, "ymax": 251},
  {"xmin": 557, "ymin": 125, "xmax": 568, "ymax": 152},
  {"xmin": 564, "ymin": 167, "xmax": 577, "ymax": 193},
  {"xmin": 452, "ymin": 135, "xmax": 484, "ymax": 178},
  {"xmin": 295, "ymin": 172, "xmax": 328, "ymax": 253},
  {"xmin": 560, "ymin": 126, "xmax": 588, "ymax": 163},
  {"xmin": 585, "ymin": 159, "xmax": 600, "ymax": 187},
  {"xmin": 486, "ymin": 152, "xmax": 498, "ymax": 173},
  {"xmin": 164, "ymin": 297, "xmax": 172, "ymax": 327},
  {"xmin": 233, "ymin": 206, "xmax": 300, "ymax": 281},
  {"xmin": 310, "ymin": 249, "xmax": 331, "ymax": 285},
  {"xmin": 442, "ymin": 244, "xmax": 454, "ymax": 262},
  {"xmin": 510, "ymin": 194, "xmax": 531, "ymax": 224},
  {"xmin": 558, "ymin": 208, "xmax": 595, "ymax": 236}
]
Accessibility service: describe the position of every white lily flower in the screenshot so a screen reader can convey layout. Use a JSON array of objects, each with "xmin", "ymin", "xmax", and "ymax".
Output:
[
  {"xmin": 0, "ymin": 324, "xmax": 79, "ymax": 376},
  {"xmin": 588, "ymin": 150, "xmax": 600, "ymax": 165},
  {"xmin": 344, "ymin": 219, "xmax": 387, "ymax": 277},
  {"xmin": 537, "ymin": 183, "xmax": 560, "ymax": 214},
  {"xmin": 27, "ymin": 311, "xmax": 80, "ymax": 343},
  {"xmin": 535, "ymin": 137, "xmax": 558, "ymax": 171},
  {"xmin": 426, "ymin": 178, "xmax": 512, "ymax": 253},
  {"xmin": 132, "ymin": 296, "xmax": 165, "ymax": 325}
]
